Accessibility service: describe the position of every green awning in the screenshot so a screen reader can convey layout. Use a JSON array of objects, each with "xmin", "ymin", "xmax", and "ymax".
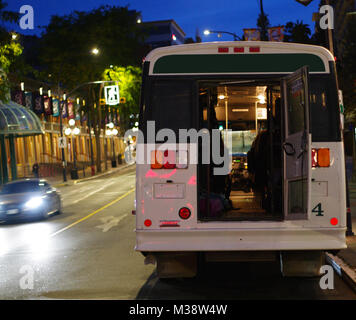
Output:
[{"xmin": 0, "ymin": 100, "xmax": 44, "ymax": 137}]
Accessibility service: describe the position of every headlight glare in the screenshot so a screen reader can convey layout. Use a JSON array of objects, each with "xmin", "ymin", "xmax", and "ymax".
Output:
[{"xmin": 25, "ymin": 197, "xmax": 43, "ymax": 209}]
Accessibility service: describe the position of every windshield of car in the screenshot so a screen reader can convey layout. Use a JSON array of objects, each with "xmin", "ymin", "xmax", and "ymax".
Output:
[{"xmin": 0, "ymin": 181, "xmax": 42, "ymax": 194}]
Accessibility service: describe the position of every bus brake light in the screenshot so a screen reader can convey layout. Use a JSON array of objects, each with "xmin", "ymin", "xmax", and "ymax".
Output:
[{"xmin": 163, "ymin": 150, "xmax": 176, "ymax": 169}]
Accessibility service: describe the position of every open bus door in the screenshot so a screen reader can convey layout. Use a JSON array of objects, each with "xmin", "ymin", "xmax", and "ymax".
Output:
[{"xmin": 281, "ymin": 66, "xmax": 311, "ymax": 220}]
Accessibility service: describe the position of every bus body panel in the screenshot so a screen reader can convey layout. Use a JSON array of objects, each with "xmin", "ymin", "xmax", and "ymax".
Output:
[{"xmin": 136, "ymin": 41, "xmax": 346, "ymax": 254}]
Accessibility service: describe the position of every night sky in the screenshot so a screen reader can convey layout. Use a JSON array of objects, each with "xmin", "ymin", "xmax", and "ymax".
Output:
[{"xmin": 6, "ymin": 0, "xmax": 320, "ymax": 40}]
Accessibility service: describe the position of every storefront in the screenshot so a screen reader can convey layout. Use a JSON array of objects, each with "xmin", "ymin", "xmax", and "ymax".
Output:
[{"xmin": 0, "ymin": 100, "xmax": 44, "ymax": 184}]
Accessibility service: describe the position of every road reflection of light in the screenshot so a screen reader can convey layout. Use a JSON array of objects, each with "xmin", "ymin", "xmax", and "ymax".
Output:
[
  {"xmin": 23, "ymin": 223, "xmax": 55, "ymax": 260},
  {"xmin": 0, "ymin": 230, "xmax": 9, "ymax": 257}
]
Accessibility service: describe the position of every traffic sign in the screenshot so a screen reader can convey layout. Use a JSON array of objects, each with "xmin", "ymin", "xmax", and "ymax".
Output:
[
  {"xmin": 58, "ymin": 137, "xmax": 67, "ymax": 148},
  {"xmin": 104, "ymin": 85, "xmax": 120, "ymax": 106}
]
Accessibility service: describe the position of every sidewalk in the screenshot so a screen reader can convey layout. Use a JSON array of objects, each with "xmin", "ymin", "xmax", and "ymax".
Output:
[
  {"xmin": 41, "ymin": 161, "xmax": 135, "ymax": 187},
  {"xmin": 333, "ymin": 181, "xmax": 356, "ymax": 291}
]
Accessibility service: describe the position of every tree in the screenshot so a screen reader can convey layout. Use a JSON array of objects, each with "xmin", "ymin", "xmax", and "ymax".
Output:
[
  {"xmin": 284, "ymin": 20, "xmax": 312, "ymax": 44},
  {"xmin": 38, "ymin": 5, "xmax": 146, "ymax": 172},
  {"xmin": 339, "ymin": 15, "xmax": 356, "ymax": 121},
  {"xmin": 257, "ymin": 0, "xmax": 270, "ymax": 41},
  {"xmin": 0, "ymin": 0, "xmax": 22, "ymax": 101},
  {"xmin": 102, "ymin": 65, "xmax": 141, "ymax": 133}
]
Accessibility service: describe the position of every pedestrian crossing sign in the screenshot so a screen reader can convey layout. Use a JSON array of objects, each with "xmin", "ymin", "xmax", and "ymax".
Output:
[
  {"xmin": 104, "ymin": 85, "xmax": 120, "ymax": 106},
  {"xmin": 58, "ymin": 137, "xmax": 67, "ymax": 148}
]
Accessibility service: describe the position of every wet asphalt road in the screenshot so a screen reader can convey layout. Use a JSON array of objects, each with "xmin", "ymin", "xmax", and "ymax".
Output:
[{"xmin": 0, "ymin": 166, "xmax": 355, "ymax": 300}]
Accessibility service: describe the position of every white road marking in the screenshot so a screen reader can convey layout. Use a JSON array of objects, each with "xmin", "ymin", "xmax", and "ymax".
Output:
[
  {"xmin": 68, "ymin": 181, "xmax": 116, "ymax": 205},
  {"xmin": 95, "ymin": 214, "xmax": 128, "ymax": 232}
]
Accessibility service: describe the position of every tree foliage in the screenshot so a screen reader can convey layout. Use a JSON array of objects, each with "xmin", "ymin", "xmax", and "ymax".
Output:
[
  {"xmin": 283, "ymin": 20, "xmax": 311, "ymax": 44},
  {"xmin": 0, "ymin": 0, "xmax": 22, "ymax": 101},
  {"xmin": 339, "ymin": 16, "xmax": 356, "ymax": 121},
  {"xmin": 102, "ymin": 65, "xmax": 141, "ymax": 133},
  {"xmin": 39, "ymin": 5, "xmax": 145, "ymax": 92}
]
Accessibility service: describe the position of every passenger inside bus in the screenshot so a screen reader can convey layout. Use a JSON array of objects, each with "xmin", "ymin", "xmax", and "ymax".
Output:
[{"xmin": 199, "ymin": 84, "xmax": 283, "ymax": 221}]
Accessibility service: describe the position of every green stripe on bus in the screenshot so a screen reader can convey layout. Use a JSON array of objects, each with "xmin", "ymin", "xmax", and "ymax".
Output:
[{"xmin": 153, "ymin": 53, "xmax": 326, "ymax": 74}]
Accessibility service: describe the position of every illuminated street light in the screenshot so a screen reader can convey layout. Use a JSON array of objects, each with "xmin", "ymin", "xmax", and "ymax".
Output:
[
  {"xmin": 64, "ymin": 128, "xmax": 72, "ymax": 136},
  {"xmin": 91, "ymin": 48, "xmax": 99, "ymax": 55},
  {"xmin": 11, "ymin": 33, "xmax": 18, "ymax": 40},
  {"xmin": 203, "ymin": 29, "xmax": 241, "ymax": 41},
  {"xmin": 68, "ymin": 119, "xmax": 75, "ymax": 126}
]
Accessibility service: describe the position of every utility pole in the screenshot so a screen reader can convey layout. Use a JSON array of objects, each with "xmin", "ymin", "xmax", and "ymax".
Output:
[
  {"xmin": 258, "ymin": 0, "xmax": 269, "ymax": 41},
  {"xmin": 59, "ymin": 90, "xmax": 67, "ymax": 182}
]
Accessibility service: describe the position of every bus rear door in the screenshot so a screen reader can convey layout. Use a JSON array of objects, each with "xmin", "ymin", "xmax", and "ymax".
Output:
[{"xmin": 281, "ymin": 66, "xmax": 311, "ymax": 220}]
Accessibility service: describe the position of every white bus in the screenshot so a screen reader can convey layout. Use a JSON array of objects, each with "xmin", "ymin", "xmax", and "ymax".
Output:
[{"xmin": 135, "ymin": 41, "xmax": 346, "ymax": 278}]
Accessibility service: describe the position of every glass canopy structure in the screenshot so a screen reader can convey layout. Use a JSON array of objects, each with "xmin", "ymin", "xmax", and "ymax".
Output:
[
  {"xmin": 0, "ymin": 100, "xmax": 43, "ymax": 136},
  {"xmin": 0, "ymin": 100, "xmax": 44, "ymax": 184}
]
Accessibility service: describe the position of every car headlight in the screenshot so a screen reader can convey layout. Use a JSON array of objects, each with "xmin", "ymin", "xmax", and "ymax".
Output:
[{"xmin": 24, "ymin": 197, "xmax": 43, "ymax": 209}]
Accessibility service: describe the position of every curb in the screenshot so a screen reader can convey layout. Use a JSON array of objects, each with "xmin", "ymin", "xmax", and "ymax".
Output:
[
  {"xmin": 326, "ymin": 252, "xmax": 356, "ymax": 293},
  {"xmin": 53, "ymin": 163, "xmax": 135, "ymax": 188}
]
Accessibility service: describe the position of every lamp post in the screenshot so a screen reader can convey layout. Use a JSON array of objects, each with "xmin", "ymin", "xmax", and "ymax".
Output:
[
  {"xmin": 60, "ymin": 93, "xmax": 67, "ymax": 182},
  {"xmin": 203, "ymin": 29, "xmax": 242, "ymax": 41},
  {"xmin": 65, "ymin": 119, "xmax": 80, "ymax": 179},
  {"xmin": 106, "ymin": 123, "xmax": 118, "ymax": 168}
]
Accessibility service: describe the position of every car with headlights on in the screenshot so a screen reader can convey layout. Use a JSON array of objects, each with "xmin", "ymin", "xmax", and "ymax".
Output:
[{"xmin": 0, "ymin": 179, "xmax": 62, "ymax": 222}]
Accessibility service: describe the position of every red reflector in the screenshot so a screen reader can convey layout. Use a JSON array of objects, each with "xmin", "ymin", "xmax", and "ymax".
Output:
[
  {"xmin": 249, "ymin": 47, "xmax": 260, "ymax": 52},
  {"xmin": 160, "ymin": 221, "xmax": 180, "ymax": 227},
  {"xmin": 144, "ymin": 219, "xmax": 152, "ymax": 227},
  {"xmin": 179, "ymin": 207, "xmax": 191, "ymax": 220},
  {"xmin": 234, "ymin": 47, "xmax": 244, "ymax": 53},
  {"xmin": 330, "ymin": 217, "xmax": 338, "ymax": 226},
  {"xmin": 218, "ymin": 47, "xmax": 229, "ymax": 53}
]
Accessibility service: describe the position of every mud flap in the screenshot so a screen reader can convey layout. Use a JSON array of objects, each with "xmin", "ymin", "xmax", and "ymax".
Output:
[
  {"xmin": 280, "ymin": 250, "xmax": 324, "ymax": 277},
  {"xmin": 156, "ymin": 253, "xmax": 197, "ymax": 279}
]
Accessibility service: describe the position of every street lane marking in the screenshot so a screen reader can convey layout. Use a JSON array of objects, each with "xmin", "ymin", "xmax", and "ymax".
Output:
[
  {"xmin": 95, "ymin": 214, "xmax": 128, "ymax": 232},
  {"xmin": 50, "ymin": 188, "xmax": 135, "ymax": 238}
]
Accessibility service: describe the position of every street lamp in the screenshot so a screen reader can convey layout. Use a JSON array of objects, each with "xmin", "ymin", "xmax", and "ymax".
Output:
[
  {"xmin": 65, "ymin": 119, "xmax": 80, "ymax": 179},
  {"xmin": 203, "ymin": 29, "xmax": 241, "ymax": 41},
  {"xmin": 91, "ymin": 47, "xmax": 99, "ymax": 55}
]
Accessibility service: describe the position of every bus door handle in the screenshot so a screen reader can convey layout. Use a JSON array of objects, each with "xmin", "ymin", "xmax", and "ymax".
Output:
[{"xmin": 282, "ymin": 142, "xmax": 296, "ymax": 156}]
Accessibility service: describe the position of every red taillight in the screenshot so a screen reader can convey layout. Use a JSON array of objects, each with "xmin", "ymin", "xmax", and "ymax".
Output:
[
  {"xmin": 218, "ymin": 47, "xmax": 229, "ymax": 53},
  {"xmin": 151, "ymin": 150, "xmax": 188, "ymax": 169},
  {"xmin": 163, "ymin": 150, "xmax": 176, "ymax": 169},
  {"xmin": 151, "ymin": 150, "xmax": 163, "ymax": 169},
  {"xmin": 249, "ymin": 47, "xmax": 260, "ymax": 52},
  {"xmin": 144, "ymin": 219, "xmax": 152, "ymax": 227},
  {"xmin": 179, "ymin": 207, "xmax": 191, "ymax": 220},
  {"xmin": 311, "ymin": 148, "xmax": 330, "ymax": 168},
  {"xmin": 234, "ymin": 47, "xmax": 244, "ymax": 53}
]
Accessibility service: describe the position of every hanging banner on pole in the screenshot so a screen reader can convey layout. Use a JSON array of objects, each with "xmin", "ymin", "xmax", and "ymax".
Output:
[
  {"xmin": 243, "ymin": 28, "xmax": 260, "ymax": 41},
  {"xmin": 268, "ymin": 26, "xmax": 284, "ymax": 42}
]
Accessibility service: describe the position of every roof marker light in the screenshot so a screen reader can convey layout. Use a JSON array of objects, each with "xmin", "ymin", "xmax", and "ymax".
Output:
[
  {"xmin": 234, "ymin": 47, "xmax": 244, "ymax": 53},
  {"xmin": 249, "ymin": 47, "xmax": 260, "ymax": 52},
  {"xmin": 218, "ymin": 47, "xmax": 229, "ymax": 53}
]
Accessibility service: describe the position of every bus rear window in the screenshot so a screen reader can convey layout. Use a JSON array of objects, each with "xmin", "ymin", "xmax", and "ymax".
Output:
[
  {"xmin": 310, "ymin": 76, "xmax": 340, "ymax": 142},
  {"xmin": 146, "ymin": 80, "xmax": 193, "ymax": 135}
]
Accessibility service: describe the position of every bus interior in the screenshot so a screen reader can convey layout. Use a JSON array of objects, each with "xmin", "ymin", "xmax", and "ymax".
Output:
[{"xmin": 198, "ymin": 81, "xmax": 284, "ymax": 221}]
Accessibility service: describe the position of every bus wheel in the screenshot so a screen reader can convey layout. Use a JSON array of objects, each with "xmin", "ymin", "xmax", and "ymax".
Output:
[
  {"xmin": 280, "ymin": 250, "xmax": 324, "ymax": 277},
  {"xmin": 156, "ymin": 253, "xmax": 197, "ymax": 279}
]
